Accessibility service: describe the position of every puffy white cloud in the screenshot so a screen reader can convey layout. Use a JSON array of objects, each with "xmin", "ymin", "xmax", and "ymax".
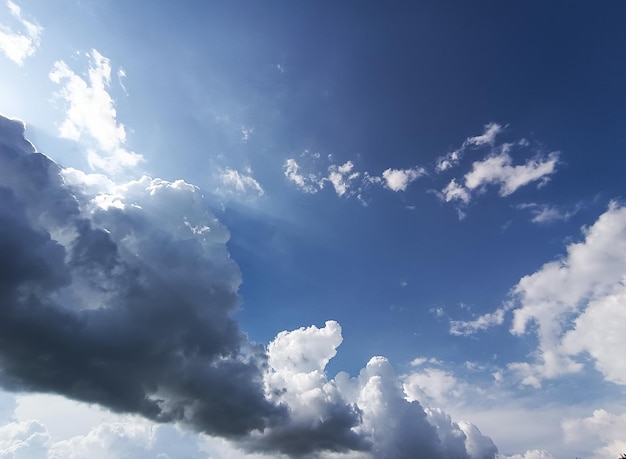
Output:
[
  {"xmin": 464, "ymin": 150, "xmax": 558, "ymax": 196},
  {"xmin": 381, "ymin": 166, "xmax": 426, "ymax": 192},
  {"xmin": 0, "ymin": 420, "xmax": 51, "ymax": 458},
  {"xmin": 49, "ymin": 50, "xmax": 143, "ymax": 173},
  {"xmin": 562, "ymin": 409, "xmax": 626, "ymax": 459},
  {"xmin": 442, "ymin": 178, "xmax": 470, "ymax": 204},
  {"xmin": 0, "ymin": 0, "xmax": 42, "ymax": 66},
  {"xmin": 218, "ymin": 167, "xmax": 264, "ymax": 198},
  {"xmin": 509, "ymin": 202, "xmax": 626, "ymax": 385},
  {"xmin": 561, "ymin": 285, "xmax": 626, "ymax": 385}
]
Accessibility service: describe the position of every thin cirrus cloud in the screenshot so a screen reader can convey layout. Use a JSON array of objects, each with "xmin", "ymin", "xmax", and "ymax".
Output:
[
  {"xmin": 0, "ymin": 113, "xmax": 501, "ymax": 458},
  {"xmin": 217, "ymin": 167, "xmax": 265, "ymax": 199},
  {"xmin": 516, "ymin": 202, "xmax": 581, "ymax": 224},
  {"xmin": 49, "ymin": 49, "xmax": 143, "ymax": 174},
  {"xmin": 0, "ymin": 0, "xmax": 42, "ymax": 66}
]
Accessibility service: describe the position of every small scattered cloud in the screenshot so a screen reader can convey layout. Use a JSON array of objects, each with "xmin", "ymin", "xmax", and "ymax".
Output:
[
  {"xmin": 382, "ymin": 166, "xmax": 426, "ymax": 192},
  {"xmin": 436, "ymin": 123, "xmax": 503, "ymax": 172},
  {"xmin": 217, "ymin": 167, "xmax": 264, "ymax": 198},
  {"xmin": 464, "ymin": 149, "xmax": 559, "ymax": 197},
  {"xmin": 49, "ymin": 49, "xmax": 143, "ymax": 174},
  {"xmin": 517, "ymin": 202, "xmax": 581, "ymax": 224},
  {"xmin": 0, "ymin": 0, "xmax": 42, "ymax": 65},
  {"xmin": 284, "ymin": 154, "xmax": 425, "ymax": 202},
  {"xmin": 449, "ymin": 304, "xmax": 512, "ymax": 337}
]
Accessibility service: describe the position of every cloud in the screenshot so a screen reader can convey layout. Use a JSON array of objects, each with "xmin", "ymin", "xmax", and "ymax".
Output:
[
  {"xmin": 562, "ymin": 409, "xmax": 626, "ymax": 459},
  {"xmin": 283, "ymin": 158, "xmax": 318, "ymax": 194},
  {"xmin": 465, "ymin": 122, "xmax": 503, "ymax": 147},
  {"xmin": 464, "ymin": 149, "xmax": 559, "ymax": 197},
  {"xmin": 0, "ymin": 0, "xmax": 42, "ymax": 66},
  {"xmin": 381, "ymin": 167, "xmax": 426, "ymax": 192},
  {"xmin": 218, "ymin": 167, "xmax": 264, "ymax": 198},
  {"xmin": 516, "ymin": 202, "xmax": 581, "ymax": 224},
  {"xmin": 0, "ymin": 114, "xmax": 281, "ymax": 439},
  {"xmin": 507, "ymin": 202, "xmax": 626, "ymax": 386},
  {"xmin": 49, "ymin": 50, "xmax": 143, "ymax": 174},
  {"xmin": 442, "ymin": 178, "xmax": 470, "ymax": 204},
  {"xmin": 436, "ymin": 123, "xmax": 503, "ymax": 172},
  {"xmin": 284, "ymin": 155, "xmax": 424, "ymax": 201},
  {"xmin": 449, "ymin": 306, "xmax": 510, "ymax": 337},
  {"xmin": 442, "ymin": 148, "xmax": 559, "ymax": 211},
  {"xmin": 1, "ymin": 115, "xmax": 502, "ymax": 457}
]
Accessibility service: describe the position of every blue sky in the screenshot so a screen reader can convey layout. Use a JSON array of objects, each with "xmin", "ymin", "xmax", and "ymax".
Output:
[{"xmin": 1, "ymin": 1, "xmax": 626, "ymax": 458}]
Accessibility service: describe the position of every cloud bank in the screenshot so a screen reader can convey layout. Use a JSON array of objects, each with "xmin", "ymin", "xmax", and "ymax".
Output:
[{"xmin": 0, "ymin": 114, "xmax": 499, "ymax": 458}]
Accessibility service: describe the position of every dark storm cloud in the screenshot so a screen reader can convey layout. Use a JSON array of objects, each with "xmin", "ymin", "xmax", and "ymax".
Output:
[
  {"xmin": 0, "ymin": 115, "xmax": 283, "ymax": 438},
  {"xmin": 0, "ymin": 115, "xmax": 498, "ymax": 458}
]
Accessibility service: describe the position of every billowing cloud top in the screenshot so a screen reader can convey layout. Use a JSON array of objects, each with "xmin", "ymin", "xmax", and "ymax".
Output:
[{"xmin": 0, "ymin": 114, "xmax": 499, "ymax": 458}]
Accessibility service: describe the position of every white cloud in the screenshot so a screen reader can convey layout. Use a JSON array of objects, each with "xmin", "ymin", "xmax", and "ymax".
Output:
[
  {"xmin": 442, "ymin": 178, "xmax": 471, "ymax": 204},
  {"xmin": 464, "ymin": 150, "xmax": 559, "ymax": 196},
  {"xmin": 562, "ymin": 409, "xmax": 626, "ymax": 459},
  {"xmin": 259, "ymin": 322, "xmax": 498, "ymax": 458},
  {"xmin": 465, "ymin": 122, "xmax": 503, "ymax": 147},
  {"xmin": 403, "ymin": 368, "xmax": 461, "ymax": 405},
  {"xmin": 449, "ymin": 306, "xmax": 509, "ymax": 336},
  {"xmin": 49, "ymin": 49, "xmax": 143, "ymax": 174},
  {"xmin": 381, "ymin": 166, "xmax": 425, "ymax": 192},
  {"xmin": 283, "ymin": 158, "xmax": 318, "ymax": 193},
  {"xmin": 517, "ymin": 202, "xmax": 581, "ymax": 224},
  {"xmin": 218, "ymin": 167, "xmax": 264, "ymax": 198},
  {"xmin": 436, "ymin": 123, "xmax": 503, "ymax": 173},
  {"xmin": 0, "ymin": 0, "xmax": 42, "ymax": 65},
  {"xmin": 509, "ymin": 202, "xmax": 626, "ymax": 385}
]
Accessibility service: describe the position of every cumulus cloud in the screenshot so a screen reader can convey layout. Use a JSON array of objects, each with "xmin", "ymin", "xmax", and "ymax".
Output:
[
  {"xmin": 464, "ymin": 149, "xmax": 558, "ymax": 197},
  {"xmin": 0, "ymin": 0, "xmax": 42, "ymax": 65},
  {"xmin": 0, "ymin": 114, "xmax": 280, "ymax": 439},
  {"xmin": 1, "ymin": 114, "xmax": 502, "ymax": 457},
  {"xmin": 49, "ymin": 50, "xmax": 143, "ymax": 173},
  {"xmin": 562, "ymin": 409, "xmax": 626, "ymax": 459},
  {"xmin": 218, "ymin": 167, "xmax": 264, "ymax": 198},
  {"xmin": 381, "ymin": 167, "xmax": 426, "ymax": 192},
  {"xmin": 506, "ymin": 202, "xmax": 626, "ymax": 386}
]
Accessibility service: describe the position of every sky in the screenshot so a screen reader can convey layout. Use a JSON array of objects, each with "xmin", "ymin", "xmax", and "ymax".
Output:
[{"xmin": 0, "ymin": 1, "xmax": 626, "ymax": 458}]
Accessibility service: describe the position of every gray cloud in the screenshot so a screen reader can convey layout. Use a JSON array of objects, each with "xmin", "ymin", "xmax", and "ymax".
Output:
[
  {"xmin": 0, "ymin": 114, "xmax": 282, "ymax": 439},
  {"xmin": 0, "ymin": 115, "xmax": 498, "ymax": 458}
]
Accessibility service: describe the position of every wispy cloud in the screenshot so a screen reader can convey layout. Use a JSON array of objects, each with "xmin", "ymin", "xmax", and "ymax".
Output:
[
  {"xmin": 436, "ymin": 122, "xmax": 503, "ymax": 172},
  {"xmin": 49, "ymin": 49, "xmax": 143, "ymax": 174},
  {"xmin": 217, "ymin": 167, "xmax": 264, "ymax": 198},
  {"xmin": 0, "ymin": 0, "xmax": 42, "ymax": 66},
  {"xmin": 449, "ymin": 304, "xmax": 511, "ymax": 337},
  {"xmin": 517, "ymin": 202, "xmax": 581, "ymax": 224}
]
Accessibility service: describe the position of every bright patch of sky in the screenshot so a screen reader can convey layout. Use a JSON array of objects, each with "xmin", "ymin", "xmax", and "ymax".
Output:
[{"xmin": 1, "ymin": 1, "xmax": 626, "ymax": 458}]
